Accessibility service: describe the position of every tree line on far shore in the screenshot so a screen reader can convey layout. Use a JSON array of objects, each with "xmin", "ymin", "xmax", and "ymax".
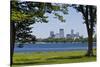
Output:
[{"xmin": 36, "ymin": 36, "xmax": 96, "ymax": 43}]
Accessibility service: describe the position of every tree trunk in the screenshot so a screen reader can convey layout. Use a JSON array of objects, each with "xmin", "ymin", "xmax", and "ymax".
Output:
[
  {"xmin": 10, "ymin": 22, "xmax": 16, "ymax": 66},
  {"xmin": 83, "ymin": 6, "xmax": 94, "ymax": 57},
  {"xmin": 85, "ymin": 6, "xmax": 94, "ymax": 56},
  {"xmin": 86, "ymin": 30, "xmax": 94, "ymax": 56}
]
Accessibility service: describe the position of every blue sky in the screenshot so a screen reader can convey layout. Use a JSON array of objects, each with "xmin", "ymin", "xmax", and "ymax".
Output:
[{"xmin": 32, "ymin": 7, "xmax": 88, "ymax": 38}]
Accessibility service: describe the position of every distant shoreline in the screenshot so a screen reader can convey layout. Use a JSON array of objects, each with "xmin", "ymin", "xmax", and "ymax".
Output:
[{"xmin": 15, "ymin": 42, "xmax": 96, "ymax": 45}]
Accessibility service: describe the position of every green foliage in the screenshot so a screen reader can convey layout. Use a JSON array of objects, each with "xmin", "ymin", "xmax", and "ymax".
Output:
[
  {"xmin": 15, "ymin": 21, "xmax": 36, "ymax": 43},
  {"xmin": 52, "ymin": 5, "xmax": 60, "ymax": 11},
  {"xmin": 11, "ymin": 1, "xmax": 68, "ymax": 23},
  {"xmin": 11, "ymin": 1, "xmax": 31, "ymax": 22},
  {"xmin": 11, "ymin": 10, "xmax": 31, "ymax": 22},
  {"xmin": 54, "ymin": 13, "xmax": 65, "ymax": 22},
  {"xmin": 74, "ymin": 38, "xmax": 80, "ymax": 42}
]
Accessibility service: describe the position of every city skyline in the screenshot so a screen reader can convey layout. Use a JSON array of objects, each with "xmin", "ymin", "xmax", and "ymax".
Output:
[
  {"xmin": 50, "ymin": 28, "xmax": 64, "ymax": 38},
  {"xmin": 32, "ymin": 7, "xmax": 89, "ymax": 38},
  {"xmin": 49, "ymin": 28, "xmax": 80, "ymax": 39}
]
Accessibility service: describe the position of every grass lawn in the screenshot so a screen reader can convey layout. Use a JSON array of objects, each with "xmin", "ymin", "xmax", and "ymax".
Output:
[{"xmin": 12, "ymin": 49, "xmax": 96, "ymax": 67}]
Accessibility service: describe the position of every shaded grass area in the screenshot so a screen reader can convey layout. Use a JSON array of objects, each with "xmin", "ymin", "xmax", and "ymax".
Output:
[{"xmin": 12, "ymin": 50, "xmax": 96, "ymax": 66}]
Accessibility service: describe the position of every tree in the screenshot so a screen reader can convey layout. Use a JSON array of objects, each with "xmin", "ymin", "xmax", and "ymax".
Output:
[
  {"xmin": 72, "ymin": 5, "xmax": 96, "ymax": 56},
  {"xmin": 11, "ymin": 1, "xmax": 35, "ymax": 65},
  {"xmin": 15, "ymin": 21, "xmax": 36, "ymax": 44},
  {"xmin": 10, "ymin": 0, "xmax": 68, "ymax": 65}
]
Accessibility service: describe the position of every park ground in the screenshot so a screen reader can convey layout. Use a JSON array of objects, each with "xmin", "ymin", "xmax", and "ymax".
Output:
[{"xmin": 12, "ymin": 49, "xmax": 96, "ymax": 67}]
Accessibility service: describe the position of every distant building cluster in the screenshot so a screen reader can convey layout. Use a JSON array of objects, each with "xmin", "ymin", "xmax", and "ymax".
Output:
[
  {"xmin": 66, "ymin": 29, "xmax": 80, "ymax": 39},
  {"xmin": 50, "ymin": 29, "xmax": 64, "ymax": 38},
  {"xmin": 49, "ymin": 29, "xmax": 80, "ymax": 39}
]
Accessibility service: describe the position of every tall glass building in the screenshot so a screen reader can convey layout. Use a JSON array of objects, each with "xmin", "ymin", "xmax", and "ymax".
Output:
[
  {"xmin": 59, "ymin": 29, "xmax": 64, "ymax": 38},
  {"xmin": 50, "ymin": 31, "xmax": 55, "ymax": 38}
]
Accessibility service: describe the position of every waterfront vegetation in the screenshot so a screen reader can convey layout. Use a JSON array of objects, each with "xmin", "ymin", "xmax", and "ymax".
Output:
[
  {"xmin": 36, "ymin": 37, "xmax": 96, "ymax": 43},
  {"xmin": 12, "ymin": 49, "xmax": 96, "ymax": 66}
]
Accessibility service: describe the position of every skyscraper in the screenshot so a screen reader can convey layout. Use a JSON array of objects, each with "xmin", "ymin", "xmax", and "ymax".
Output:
[
  {"xmin": 71, "ymin": 29, "xmax": 74, "ymax": 38},
  {"xmin": 59, "ymin": 29, "xmax": 64, "ymax": 38},
  {"xmin": 76, "ymin": 32, "xmax": 79, "ymax": 37},
  {"xmin": 71, "ymin": 29, "xmax": 74, "ymax": 35},
  {"xmin": 50, "ymin": 31, "xmax": 55, "ymax": 38}
]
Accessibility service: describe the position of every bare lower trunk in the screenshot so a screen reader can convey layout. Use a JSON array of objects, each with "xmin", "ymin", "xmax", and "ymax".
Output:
[
  {"xmin": 10, "ymin": 22, "xmax": 15, "ymax": 66},
  {"xmin": 86, "ymin": 31, "xmax": 94, "ymax": 56}
]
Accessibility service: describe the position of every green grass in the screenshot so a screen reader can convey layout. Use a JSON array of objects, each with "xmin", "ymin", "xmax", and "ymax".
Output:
[{"xmin": 12, "ymin": 50, "xmax": 96, "ymax": 66}]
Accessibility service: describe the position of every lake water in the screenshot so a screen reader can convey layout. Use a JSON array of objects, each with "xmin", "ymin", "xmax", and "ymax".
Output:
[{"xmin": 14, "ymin": 42, "xmax": 96, "ymax": 52}]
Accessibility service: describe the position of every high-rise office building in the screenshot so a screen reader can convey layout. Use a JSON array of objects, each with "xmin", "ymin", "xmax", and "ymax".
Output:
[
  {"xmin": 50, "ymin": 31, "xmax": 55, "ymax": 38},
  {"xmin": 76, "ymin": 32, "xmax": 79, "ymax": 37},
  {"xmin": 66, "ymin": 29, "xmax": 80, "ymax": 39},
  {"xmin": 71, "ymin": 29, "xmax": 74, "ymax": 38},
  {"xmin": 71, "ymin": 29, "xmax": 74, "ymax": 35},
  {"xmin": 59, "ymin": 29, "xmax": 64, "ymax": 38}
]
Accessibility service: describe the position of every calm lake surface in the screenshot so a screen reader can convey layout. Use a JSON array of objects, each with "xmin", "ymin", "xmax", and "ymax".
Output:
[{"xmin": 14, "ymin": 42, "xmax": 96, "ymax": 52}]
